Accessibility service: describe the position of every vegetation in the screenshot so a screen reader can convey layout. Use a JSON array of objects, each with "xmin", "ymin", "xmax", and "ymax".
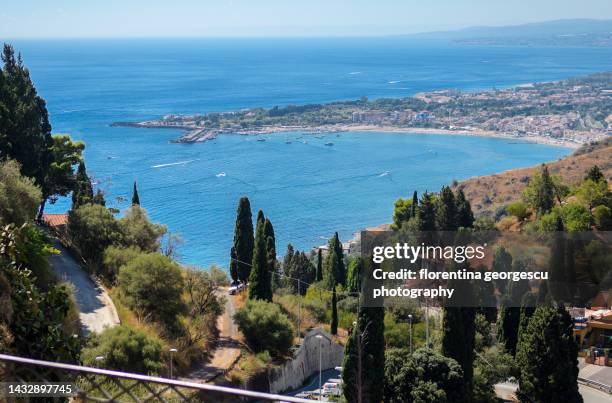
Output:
[
  {"xmin": 233, "ymin": 299, "xmax": 293, "ymax": 358},
  {"xmin": 0, "ymin": 160, "xmax": 42, "ymax": 226},
  {"xmin": 324, "ymin": 232, "xmax": 346, "ymax": 289},
  {"xmin": 232, "ymin": 196, "xmax": 254, "ymax": 282}
]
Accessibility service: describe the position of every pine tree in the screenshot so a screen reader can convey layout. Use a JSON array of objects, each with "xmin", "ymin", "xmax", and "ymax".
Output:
[
  {"xmin": 131, "ymin": 181, "xmax": 140, "ymax": 205},
  {"xmin": 324, "ymin": 232, "xmax": 346, "ymax": 289},
  {"xmin": 232, "ymin": 197, "xmax": 254, "ymax": 283},
  {"xmin": 342, "ymin": 306, "xmax": 385, "ymax": 403},
  {"xmin": 418, "ymin": 191, "xmax": 436, "ymax": 231},
  {"xmin": 436, "ymin": 186, "xmax": 458, "ymax": 231},
  {"xmin": 455, "ymin": 188, "xmax": 475, "ymax": 228},
  {"xmin": 249, "ymin": 210, "xmax": 271, "ymax": 301},
  {"xmin": 516, "ymin": 307, "xmax": 581, "ymax": 402},
  {"xmin": 71, "ymin": 161, "xmax": 93, "ymax": 209},
  {"xmin": 315, "ymin": 248, "xmax": 323, "ymax": 282},
  {"xmin": 330, "ymin": 286, "xmax": 338, "ymax": 335},
  {"xmin": 523, "ymin": 164, "xmax": 556, "ymax": 216}
]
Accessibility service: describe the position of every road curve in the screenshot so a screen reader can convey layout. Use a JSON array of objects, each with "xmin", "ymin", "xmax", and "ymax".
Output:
[{"xmin": 48, "ymin": 239, "xmax": 120, "ymax": 335}]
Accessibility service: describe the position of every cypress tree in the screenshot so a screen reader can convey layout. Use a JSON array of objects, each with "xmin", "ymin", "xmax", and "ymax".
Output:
[
  {"xmin": 346, "ymin": 257, "xmax": 363, "ymax": 294},
  {"xmin": 342, "ymin": 306, "xmax": 385, "ymax": 403},
  {"xmin": 436, "ymin": 186, "xmax": 458, "ymax": 231},
  {"xmin": 229, "ymin": 246, "xmax": 238, "ymax": 282},
  {"xmin": 496, "ymin": 300, "xmax": 521, "ymax": 356},
  {"xmin": 264, "ymin": 218, "xmax": 276, "ymax": 300},
  {"xmin": 71, "ymin": 161, "xmax": 93, "ymax": 209},
  {"xmin": 324, "ymin": 232, "xmax": 345, "ymax": 289},
  {"xmin": 491, "ymin": 246, "xmax": 513, "ymax": 295},
  {"xmin": 232, "ymin": 197, "xmax": 254, "ymax": 283},
  {"xmin": 549, "ymin": 216, "xmax": 568, "ymax": 303},
  {"xmin": 410, "ymin": 190, "xmax": 418, "ymax": 218},
  {"xmin": 249, "ymin": 210, "xmax": 271, "ymax": 301},
  {"xmin": 516, "ymin": 307, "xmax": 581, "ymax": 403},
  {"xmin": 516, "ymin": 292, "xmax": 537, "ymax": 356},
  {"xmin": 418, "ymin": 191, "xmax": 436, "ymax": 231},
  {"xmin": 330, "ymin": 286, "xmax": 338, "ymax": 335},
  {"xmin": 315, "ymin": 248, "xmax": 323, "ymax": 282},
  {"xmin": 455, "ymin": 188, "xmax": 475, "ymax": 228},
  {"xmin": 131, "ymin": 181, "xmax": 140, "ymax": 205}
]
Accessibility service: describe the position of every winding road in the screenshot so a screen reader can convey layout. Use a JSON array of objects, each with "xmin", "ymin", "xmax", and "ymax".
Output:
[{"xmin": 48, "ymin": 239, "xmax": 120, "ymax": 335}]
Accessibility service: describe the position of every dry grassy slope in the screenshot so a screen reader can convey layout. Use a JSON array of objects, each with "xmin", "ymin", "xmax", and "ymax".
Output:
[{"xmin": 453, "ymin": 138, "xmax": 612, "ymax": 217}]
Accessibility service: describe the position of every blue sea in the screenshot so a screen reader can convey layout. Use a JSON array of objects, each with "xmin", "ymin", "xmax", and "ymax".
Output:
[{"xmin": 9, "ymin": 38, "xmax": 611, "ymax": 267}]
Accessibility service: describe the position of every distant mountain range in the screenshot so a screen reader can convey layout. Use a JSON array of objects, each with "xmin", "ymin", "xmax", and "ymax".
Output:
[{"xmin": 408, "ymin": 19, "xmax": 612, "ymax": 47}]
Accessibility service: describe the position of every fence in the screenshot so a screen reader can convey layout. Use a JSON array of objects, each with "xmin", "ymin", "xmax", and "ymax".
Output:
[{"xmin": 0, "ymin": 354, "xmax": 311, "ymax": 402}]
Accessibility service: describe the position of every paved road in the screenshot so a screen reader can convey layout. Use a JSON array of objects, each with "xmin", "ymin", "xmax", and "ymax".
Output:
[
  {"xmin": 48, "ymin": 239, "xmax": 120, "ymax": 335},
  {"xmin": 181, "ymin": 288, "xmax": 241, "ymax": 382},
  {"xmin": 495, "ymin": 381, "xmax": 611, "ymax": 403},
  {"xmin": 285, "ymin": 368, "xmax": 341, "ymax": 399}
]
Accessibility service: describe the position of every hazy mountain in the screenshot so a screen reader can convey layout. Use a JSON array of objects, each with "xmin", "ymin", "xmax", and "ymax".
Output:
[{"xmin": 408, "ymin": 19, "xmax": 612, "ymax": 47}]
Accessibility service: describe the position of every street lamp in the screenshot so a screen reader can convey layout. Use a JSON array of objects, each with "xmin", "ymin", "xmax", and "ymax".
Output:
[
  {"xmin": 169, "ymin": 348, "xmax": 177, "ymax": 379},
  {"xmin": 315, "ymin": 334, "xmax": 323, "ymax": 401},
  {"xmin": 408, "ymin": 314, "xmax": 413, "ymax": 354}
]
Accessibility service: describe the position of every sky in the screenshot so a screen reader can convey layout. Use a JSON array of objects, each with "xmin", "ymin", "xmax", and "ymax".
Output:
[{"xmin": 1, "ymin": 0, "xmax": 612, "ymax": 38}]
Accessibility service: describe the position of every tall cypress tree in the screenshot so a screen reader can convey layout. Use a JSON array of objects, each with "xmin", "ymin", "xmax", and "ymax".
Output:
[
  {"xmin": 455, "ymin": 188, "xmax": 474, "ymax": 228},
  {"xmin": 263, "ymin": 218, "xmax": 276, "ymax": 300},
  {"xmin": 342, "ymin": 306, "xmax": 385, "ymax": 403},
  {"xmin": 324, "ymin": 232, "xmax": 345, "ymax": 289},
  {"xmin": 315, "ymin": 248, "xmax": 323, "ymax": 282},
  {"xmin": 549, "ymin": 216, "xmax": 568, "ymax": 303},
  {"xmin": 330, "ymin": 286, "xmax": 338, "ymax": 335},
  {"xmin": 229, "ymin": 246, "xmax": 238, "ymax": 282},
  {"xmin": 410, "ymin": 190, "xmax": 418, "ymax": 218},
  {"xmin": 232, "ymin": 197, "xmax": 254, "ymax": 283},
  {"xmin": 346, "ymin": 257, "xmax": 363, "ymax": 294},
  {"xmin": 71, "ymin": 161, "xmax": 93, "ymax": 209},
  {"xmin": 516, "ymin": 307, "xmax": 581, "ymax": 402},
  {"xmin": 249, "ymin": 210, "xmax": 271, "ymax": 301},
  {"xmin": 131, "ymin": 181, "xmax": 140, "ymax": 205},
  {"xmin": 418, "ymin": 191, "xmax": 436, "ymax": 231},
  {"xmin": 436, "ymin": 186, "xmax": 458, "ymax": 231}
]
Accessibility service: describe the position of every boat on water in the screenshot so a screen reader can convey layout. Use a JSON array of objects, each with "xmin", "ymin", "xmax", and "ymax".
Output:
[
  {"xmin": 216, "ymin": 172, "xmax": 226, "ymax": 177},
  {"xmin": 324, "ymin": 142, "xmax": 334, "ymax": 146},
  {"xmin": 257, "ymin": 138, "xmax": 266, "ymax": 142}
]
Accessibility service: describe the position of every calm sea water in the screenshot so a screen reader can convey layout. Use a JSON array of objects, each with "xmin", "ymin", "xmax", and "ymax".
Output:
[{"xmin": 8, "ymin": 38, "xmax": 610, "ymax": 266}]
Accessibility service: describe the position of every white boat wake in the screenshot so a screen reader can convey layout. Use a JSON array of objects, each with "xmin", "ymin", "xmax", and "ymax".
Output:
[{"xmin": 151, "ymin": 160, "xmax": 197, "ymax": 168}]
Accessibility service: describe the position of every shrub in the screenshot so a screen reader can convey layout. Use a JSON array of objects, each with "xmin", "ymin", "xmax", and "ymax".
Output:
[
  {"xmin": 593, "ymin": 205, "xmax": 612, "ymax": 230},
  {"xmin": 560, "ymin": 203, "xmax": 591, "ymax": 232},
  {"xmin": 81, "ymin": 325, "xmax": 163, "ymax": 374},
  {"xmin": 118, "ymin": 206, "xmax": 166, "ymax": 253},
  {"xmin": 117, "ymin": 254, "xmax": 185, "ymax": 330},
  {"xmin": 0, "ymin": 160, "xmax": 42, "ymax": 226},
  {"xmin": 102, "ymin": 246, "xmax": 144, "ymax": 284},
  {"xmin": 506, "ymin": 201, "xmax": 529, "ymax": 222},
  {"xmin": 233, "ymin": 300, "xmax": 293, "ymax": 357},
  {"xmin": 67, "ymin": 204, "xmax": 121, "ymax": 268}
]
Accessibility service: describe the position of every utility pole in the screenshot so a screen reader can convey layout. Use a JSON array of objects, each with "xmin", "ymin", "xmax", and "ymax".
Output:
[{"xmin": 297, "ymin": 280, "xmax": 301, "ymax": 341}]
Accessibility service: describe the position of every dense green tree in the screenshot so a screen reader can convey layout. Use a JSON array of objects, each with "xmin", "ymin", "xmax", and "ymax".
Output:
[
  {"xmin": 315, "ymin": 248, "xmax": 323, "ymax": 282},
  {"xmin": 522, "ymin": 164, "xmax": 556, "ymax": 216},
  {"xmin": 342, "ymin": 306, "xmax": 385, "ymax": 403},
  {"xmin": 229, "ymin": 246, "xmax": 238, "ymax": 281},
  {"xmin": 102, "ymin": 246, "xmax": 143, "ymax": 284},
  {"xmin": 418, "ymin": 191, "xmax": 436, "ymax": 231},
  {"xmin": 232, "ymin": 197, "xmax": 254, "ymax": 282},
  {"xmin": 324, "ymin": 232, "xmax": 345, "ymax": 289},
  {"xmin": 491, "ymin": 246, "xmax": 513, "ymax": 294},
  {"xmin": 233, "ymin": 299, "xmax": 293, "ymax": 358},
  {"xmin": 516, "ymin": 292, "xmax": 537, "ymax": 358},
  {"xmin": 584, "ymin": 165, "xmax": 604, "ymax": 183},
  {"xmin": 507, "ymin": 201, "xmax": 529, "ymax": 222},
  {"xmin": 81, "ymin": 325, "xmax": 163, "ymax": 375},
  {"xmin": 0, "ymin": 160, "xmax": 42, "ymax": 226},
  {"xmin": 442, "ymin": 305, "xmax": 476, "ymax": 393},
  {"xmin": 384, "ymin": 348, "xmax": 466, "ymax": 403},
  {"xmin": 118, "ymin": 206, "xmax": 167, "ymax": 253},
  {"xmin": 455, "ymin": 188, "xmax": 475, "ymax": 228},
  {"xmin": 117, "ymin": 253, "xmax": 185, "ymax": 332},
  {"xmin": 411, "ymin": 190, "xmax": 419, "ymax": 219},
  {"xmin": 132, "ymin": 181, "xmax": 140, "ymax": 205},
  {"xmin": 497, "ymin": 300, "xmax": 521, "ymax": 356},
  {"xmin": 392, "ymin": 197, "xmax": 413, "ymax": 230},
  {"xmin": 264, "ymin": 218, "xmax": 276, "ymax": 291},
  {"xmin": 71, "ymin": 161, "xmax": 93, "ymax": 209},
  {"xmin": 516, "ymin": 307, "xmax": 581, "ymax": 403},
  {"xmin": 436, "ymin": 186, "xmax": 458, "ymax": 231},
  {"xmin": 593, "ymin": 205, "xmax": 612, "ymax": 230},
  {"xmin": 346, "ymin": 256, "xmax": 364, "ymax": 294},
  {"xmin": 249, "ymin": 210, "xmax": 272, "ymax": 301},
  {"xmin": 330, "ymin": 286, "xmax": 338, "ymax": 335}
]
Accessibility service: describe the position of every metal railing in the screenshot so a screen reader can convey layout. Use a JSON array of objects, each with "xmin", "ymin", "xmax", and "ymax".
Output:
[
  {"xmin": 0, "ymin": 354, "xmax": 312, "ymax": 402},
  {"xmin": 578, "ymin": 377, "xmax": 612, "ymax": 395}
]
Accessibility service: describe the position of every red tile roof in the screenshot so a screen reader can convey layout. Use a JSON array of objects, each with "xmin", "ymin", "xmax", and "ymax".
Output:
[{"xmin": 43, "ymin": 213, "xmax": 68, "ymax": 227}]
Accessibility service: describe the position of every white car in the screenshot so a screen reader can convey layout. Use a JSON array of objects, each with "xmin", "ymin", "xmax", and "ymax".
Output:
[{"xmin": 228, "ymin": 286, "xmax": 238, "ymax": 295}]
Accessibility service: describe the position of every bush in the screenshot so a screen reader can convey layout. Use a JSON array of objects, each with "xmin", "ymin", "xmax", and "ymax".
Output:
[
  {"xmin": 0, "ymin": 160, "xmax": 42, "ymax": 226},
  {"xmin": 102, "ymin": 246, "xmax": 144, "ymax": 284},
  {"xmin": 67, "ymin": 204, "xmax": 121, "ymax": 268},
  {"xmin": 118, "ymin": 206, "xmax": 166, "ymax": 253},
  {"xmin": 506, "ymin": 201, "xmax": 529, "ymax": 222},
  {"xmin": 593, "ymin": 205, "xmax": 612, "ymax": 230},
  {"xmin": 117, "ymin": 254, "xmax": 185, "ymax": 330},
  {"xmin": 560, "ymin": 203, "xmax": 591, "ymax": 232},
  {"xmin": 233, "ymin": 300, "xmax": 293, "ymax": 357},
  {"xmin": 81, "ymin": 325, "xmax": 163, "ymax": 375}
]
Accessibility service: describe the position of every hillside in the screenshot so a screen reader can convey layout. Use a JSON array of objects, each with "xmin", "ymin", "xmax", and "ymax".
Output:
[{"xmin": 453, "ymin": 137, "xmax": 612, "ymax": 217}]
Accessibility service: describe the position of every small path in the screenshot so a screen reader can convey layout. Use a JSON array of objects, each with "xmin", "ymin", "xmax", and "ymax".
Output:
[
  {"xmin": 48, "ymin": 239, "xmax": 120, "ymax": 335},
  {"xmin": 181, "ymin": 288, "xmax": 242, "ymax": 383}
]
